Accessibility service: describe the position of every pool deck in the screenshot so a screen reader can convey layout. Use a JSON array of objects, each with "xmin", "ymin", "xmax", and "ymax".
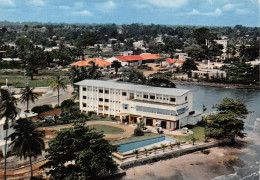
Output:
[{"xmin": 114, "ymin": 141, "xmax": 220, "ymax": 169}]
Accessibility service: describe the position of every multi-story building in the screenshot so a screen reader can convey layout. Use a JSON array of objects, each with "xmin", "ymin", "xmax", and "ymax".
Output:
[{"xmin": 75, "ymin": 80, "xmax": 202, "ymax": 130}]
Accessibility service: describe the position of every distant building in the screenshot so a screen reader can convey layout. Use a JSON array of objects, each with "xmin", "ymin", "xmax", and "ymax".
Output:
[
  {"xmin": 115, "ymin": 53, "xmax": 162, "ymax": 66},
  {"xmin": 70, "ymin": 58, "xmax": 111, "ymax": 68},
  {"xmin": 191, "ymin": 69, "xmax": 226, "ymax": 79},
  {"xmin": 76, "ymin": 80, "xmax": 202, "ymax": 130},
  {"xmin": 166, "ymin": 58, "xmax": 186, "ymax": 68}
]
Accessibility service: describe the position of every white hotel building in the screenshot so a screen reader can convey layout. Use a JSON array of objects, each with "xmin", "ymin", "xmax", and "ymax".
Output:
[{"xmin": 75, "ymin": 80, "xmax": 202, "ymax": 130}]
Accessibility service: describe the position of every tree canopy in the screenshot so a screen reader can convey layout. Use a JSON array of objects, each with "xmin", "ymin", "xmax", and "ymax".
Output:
[
  {"xmin": 41, "ymin": 124, "xmax": 118, "ymax": 180},
  {"xmin": 206, "ymin": 98, "xmax": 249, "ymax": 142}
]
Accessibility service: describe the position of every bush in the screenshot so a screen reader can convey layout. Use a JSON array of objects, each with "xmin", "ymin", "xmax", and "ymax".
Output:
[
  {"xmin": 61, "ymin": 99, "xmax": 76, "ymax": 110},
  {"xmin": 134, "ymin": 127, "xmax": 144, "ymax": 136},
  {"xmin": 32, "ymin": 104, "xmax": 53, "ymax": 114}
]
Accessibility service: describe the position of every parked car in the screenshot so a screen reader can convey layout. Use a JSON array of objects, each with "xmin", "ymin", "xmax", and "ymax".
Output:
[{"xmin": 44, "ymin": 116, "xmax": 54, "ymax": 121}]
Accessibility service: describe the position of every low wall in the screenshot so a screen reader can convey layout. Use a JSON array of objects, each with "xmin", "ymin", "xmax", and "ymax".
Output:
[{"xmin": 120, "ymin": 141, "xmax": 219, "ymax": 169}]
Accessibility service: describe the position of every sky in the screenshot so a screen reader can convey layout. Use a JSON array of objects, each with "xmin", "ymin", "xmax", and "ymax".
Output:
[{"xmin": 0, "ymin": 0, "xmax": 259, "ymax": 27}]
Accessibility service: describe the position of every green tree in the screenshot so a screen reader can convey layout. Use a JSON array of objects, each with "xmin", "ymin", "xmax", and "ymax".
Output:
[
  {"xmin": 49, "ymin": 75, "xmax": 67, "ymax": 106},
  {"xmin": 86, "ymin": 61, "xmax": 102, "ymax": 79},
  {"xmin": 111, "ymin": 60, "xmax": 122, "ymax": 78},
  {"xmin": 0, "ymin": 89, "xmax": 19, "ymax": 180},
  {"xmin": 227, "ymin": 62, "xmax": 258, "ymax": 85},
  {"xmin": 10, "ymin": 118, "xmax": 45, "ymax": 179},
  {"xmin": 184, "ymin": 44, "xmax": 205, "ymax": 60},
  {"xmin": 19, "ymin": 86, "xmax": 38, "ymax": 112},
  {"xmin": 41, "ymin": 124, "xmax": 118, "ymax": 179},
  {"xmin": 206, "ymin": 98, "xmax": 249, "ymax": 142},
  {"xmin": 182, "ymin": 59, "xmax": 198, "ymax": 78},
  {"xmin": 122, "ymin": 68, "xmax": 146, "ymax": 84}
]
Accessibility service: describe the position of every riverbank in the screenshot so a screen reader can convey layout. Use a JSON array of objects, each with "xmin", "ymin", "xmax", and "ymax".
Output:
[
  {"xmin": 172, "ymin": 80, "xmax": 260, "ymax": 90},
  {"xmin": 122, "ymin": 144, "xmax": 248, "ymax": 180}
]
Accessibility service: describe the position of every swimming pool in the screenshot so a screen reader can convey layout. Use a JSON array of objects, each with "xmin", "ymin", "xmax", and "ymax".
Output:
[{"xmin": 117, "ymin": 136, "xmax": 180, "ymax": 154}]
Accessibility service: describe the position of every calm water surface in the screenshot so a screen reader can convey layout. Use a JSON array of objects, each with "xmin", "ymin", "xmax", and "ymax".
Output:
[{"xmin": 178, "ymin": 84, "xmax": 260, "ymax": 180}]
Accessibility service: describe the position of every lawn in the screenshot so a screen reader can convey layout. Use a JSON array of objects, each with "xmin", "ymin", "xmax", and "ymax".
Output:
[
  {"xmin": 0, "ymin": 75, "xmax": 70, "ymax": 88},
  {"xmin": 171, "ymin": 126, "xmax": 205, "ymax": 143},
  {"xmin": 111, "ymin": 133, "xmax": 162, "ymax": 145},
  {"xmin": 87, "ymin": 125, "xmax": 124, "ymax": 134}
]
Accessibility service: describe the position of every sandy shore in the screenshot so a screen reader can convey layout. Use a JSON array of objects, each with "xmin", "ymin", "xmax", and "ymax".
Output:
[
  {"xmin": 173, "ymin": 80, "xmax": 260, "ymax": 90},
  {"xmin": 122, "ymin": 146, "xmax": 247, "ymax": 180}
]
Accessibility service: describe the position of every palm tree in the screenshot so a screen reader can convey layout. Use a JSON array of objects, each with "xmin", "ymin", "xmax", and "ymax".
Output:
[
  {"xmin": 133, "ymin": 149, "xmax": 139, "ymax": 158},
  {"xmin": 86, "ymin": 61, "xmax": 102, "ymax": 79},
  {"xmin": 19, "ymin": 86, "xmax": 38, "ymax": 112},
  {"xmin": 49, "ymin": 75, "xmax": 67, "ymax": 107},
  {"xmin": 10, "ymin": 118, "xmax": 45, "ymax": 179},
  {"xmin": 111, "ymin": 60, "xmax": 122, "ymax": 78},
  {"xmin": 0, "ymin": 89, "xmax": 19, "ymax": 180}
]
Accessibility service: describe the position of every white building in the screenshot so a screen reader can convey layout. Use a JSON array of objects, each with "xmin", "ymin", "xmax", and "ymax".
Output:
[{"xmin": 76, "ymin": 80, "xmax": 202, "ymax": 130}]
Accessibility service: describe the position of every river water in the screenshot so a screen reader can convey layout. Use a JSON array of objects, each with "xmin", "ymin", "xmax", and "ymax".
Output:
[
  {"xmin": 122, "ymin": 84, "xmax": 260, "ymax": 180},
  {"xmin": 179, "ymin": 84, "xmax": 260, "ymax": 180}
]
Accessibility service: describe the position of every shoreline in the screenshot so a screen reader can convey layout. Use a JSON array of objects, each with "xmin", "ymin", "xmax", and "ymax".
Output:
[
  {"xmin": 122, "ymin": 145, "xmax": 248, "ymax": 180},
  {"xmin": 172, "ymin": 80, "xmax": 260, "ymax": 90}
]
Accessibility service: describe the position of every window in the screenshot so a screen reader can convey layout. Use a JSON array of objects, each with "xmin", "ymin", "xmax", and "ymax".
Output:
[
  {"xmin": 99, "ymin": 98, "xmax": 103, "ymax": 102},
  {"xmin": 105, "ymin": 99, "xmax": 109, "ymax": 102},
  {"xmin": 83, "ymin": 87, "xmax": 86, "ymax": 91},
  {"xmin": 150, "ymin": 95, "xmax": 155, "ymax": 100},
  {"xmin": 83, "ymin": 96, "xmax": 86, "ymax": 99},
  {"xmin": 83, "ymin": 103, "xmax": 86, "ymax": 107},
  {"xmin": 99, "ymin": 89, "xmax": 103, "ymax": 93},
  {"xmin": 143, "ymin": 94, "xmax": 148, "ymax": 99},
  {"xmin": 122, "ymin": 92, "xmax": 127, "ymax": 96},
  {"xmin": 170, "ymin": 98, "xmax": 176, "ymax": 102},
  {"xmin": 185, "ymin": 96, "xmax": 188, "ymax": 101},
  {"xmin": 123, "ymin": 104, "xmax": 128, "ymax": 109},
  {"xmin": 105, "ymin": 90, "xmax": 109, "ymax": 94}
]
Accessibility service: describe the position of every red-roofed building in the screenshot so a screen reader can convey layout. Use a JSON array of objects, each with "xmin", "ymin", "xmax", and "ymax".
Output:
[
  {"xmin": 70, "ymin": 58, "xmax": 111, "ymax": 68},
  {"xmin": 166, "ymin": 58, "xmax": 186, "ymax": 67},
  {"xmin": 115, "ymin": 53, "xmax": 162, "ymax": 66}
]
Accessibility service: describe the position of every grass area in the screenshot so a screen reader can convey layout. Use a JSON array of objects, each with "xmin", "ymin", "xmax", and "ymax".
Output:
[
  {"xmin": 87, "ymin": 125, "xmax": 124, "ymax": 134},
  {"xmin": 111, "ymin": 133, "xmax": 161, "ymax": 145},
  {"xmin": 171, "ymin": 126, "xmax": 205, "ymax": 143},
  {"xmin": 0, "ymin": 75, "xmax": 70, "ymax": 88}
]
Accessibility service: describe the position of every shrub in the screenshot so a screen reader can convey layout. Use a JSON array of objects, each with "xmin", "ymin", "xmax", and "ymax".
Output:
[
  {"xmin": 32, "ymin": 104, "xmax": 53, "ymax": 114},
  {"xmin": 134, "ymin": 127, "xmax": 144, "ymax": 136},
  {"xmin": 61, "ymin": 99, "xmax": 76, "ymax": 110}
]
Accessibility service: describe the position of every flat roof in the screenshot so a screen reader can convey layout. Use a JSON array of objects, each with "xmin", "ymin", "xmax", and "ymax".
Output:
[{"xmin": 75, "ymin": 80, "xmax": 190, "ymax": 97}]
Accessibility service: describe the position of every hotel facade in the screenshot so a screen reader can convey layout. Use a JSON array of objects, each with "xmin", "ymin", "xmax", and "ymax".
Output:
[{"xmin": 75, "ymin": 80, "xmax": 202, "ymax": 130}]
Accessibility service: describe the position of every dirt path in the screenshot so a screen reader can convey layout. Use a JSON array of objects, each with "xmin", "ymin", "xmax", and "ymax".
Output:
[{"xmin": 38, "ymin": 121, "xmax": 135, "ymax": 140}]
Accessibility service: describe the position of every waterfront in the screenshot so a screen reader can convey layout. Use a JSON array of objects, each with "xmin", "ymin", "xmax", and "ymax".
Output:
[{"xmin": 122, "ymin": 84, "xmax": 260, "ymax": 180}]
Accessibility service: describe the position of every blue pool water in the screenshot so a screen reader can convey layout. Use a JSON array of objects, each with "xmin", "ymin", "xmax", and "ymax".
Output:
[{"xmin": 117, "ymin": 136, "xmax": 179, "ymax": 154}]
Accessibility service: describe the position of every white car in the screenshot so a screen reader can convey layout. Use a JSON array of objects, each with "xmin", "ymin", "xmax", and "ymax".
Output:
[{"xmin": 44, "ymin": 116, "xmax": 54, "ymax": 121}]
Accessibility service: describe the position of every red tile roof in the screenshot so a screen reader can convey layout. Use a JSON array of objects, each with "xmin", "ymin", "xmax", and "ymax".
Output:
[
  {"xmin": 70, "ymin": 58, "xmax": 111, "ymax": 67},
  {"xmin": 140, "ymin": 54, "xmax": 162, "ymax": 60},
  {"xmin": 166, "ymin": 58, "xmax": 186, "ymax": 64},
  {"xmin": 116, "ymin": 54, "xmax": 162, "ymax": 62}
]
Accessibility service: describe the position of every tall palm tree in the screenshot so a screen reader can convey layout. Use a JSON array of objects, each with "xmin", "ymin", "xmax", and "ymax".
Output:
[
  {"xmin": 111, "ymin": 60, "xmax": 122, "ymax": 78},
  {"xmin": 86, "ymin": 61, "xmax": 102, "ymax": 79},
  {"xmin": 10, "ymin": 118, "xmax": 45, "ymax": 179},
  {"xmin": 49, "ymin": 75, "xmax": 67, "ymax": 106},
  {"xmin": 20, "ymin": 86, "xmax": 38, "ymax": 112},
  {"xmin": 0, "ymin": 89, "xmax": 19, "ymax": 180}
]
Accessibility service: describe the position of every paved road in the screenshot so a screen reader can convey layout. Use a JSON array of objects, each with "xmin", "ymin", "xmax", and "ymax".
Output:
[{"xmin": 17, "ymin": 85, "xmax": 74, "ymax": 112}]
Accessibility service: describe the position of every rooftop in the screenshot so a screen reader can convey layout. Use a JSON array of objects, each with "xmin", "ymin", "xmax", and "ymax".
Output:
[
  {"xmin": 75, "ymin": 80, "xmax": 190, "ymax": 97},
  {"xmin": 70, "ymin": 58, "xmax": 111, "ymax": 67},
  {"xmin": 116, "ymin": 54, "xmax": 162, "ymax": 62}
]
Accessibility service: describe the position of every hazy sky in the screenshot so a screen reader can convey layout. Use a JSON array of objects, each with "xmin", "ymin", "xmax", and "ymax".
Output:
[{"xmin": 0, "ymin": 0, "xmax": 259, "ymax": 27}]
